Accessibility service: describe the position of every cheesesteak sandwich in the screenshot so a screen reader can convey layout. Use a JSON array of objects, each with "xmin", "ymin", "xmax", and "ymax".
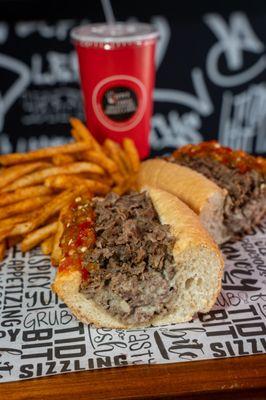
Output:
[
  {"xmin": 52, "ymin": 188, "xmax": 223, "ymax": 328},
  {"xmin": 138, "ymin": 141, "xmax": 266, "ymax": 244}
]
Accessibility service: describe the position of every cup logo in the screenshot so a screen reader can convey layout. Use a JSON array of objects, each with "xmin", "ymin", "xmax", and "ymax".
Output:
[
  {"xmin": 102, "ymin": 87, "xmax": 138, "ymax": 122},
  {"xmin": 92, "ymin": 75, "xmax": 147, "ymax": 132}
]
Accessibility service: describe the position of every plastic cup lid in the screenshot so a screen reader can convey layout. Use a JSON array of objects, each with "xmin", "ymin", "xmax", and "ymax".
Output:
[{"xmin": 71, "ymin": 22, "xmax": 159, "ymax": 44}]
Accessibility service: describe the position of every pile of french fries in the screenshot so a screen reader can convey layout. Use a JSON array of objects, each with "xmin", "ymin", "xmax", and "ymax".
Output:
[{"xmin": 0, "ymin": 118, "xmax": 140, "ymax": 262}]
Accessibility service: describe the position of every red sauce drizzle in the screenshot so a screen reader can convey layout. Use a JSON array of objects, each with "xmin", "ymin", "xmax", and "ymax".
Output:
[
  {"xmin": 58, "ymin": 191, "xmax": 96, "ymax": 282},
  {"xmin": 172, "ymin": 140, "xmax": 266, "ymax": 174}
]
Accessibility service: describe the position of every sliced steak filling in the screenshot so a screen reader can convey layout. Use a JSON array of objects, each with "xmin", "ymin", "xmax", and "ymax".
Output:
[
  {"xmin": 80, "ymin": 192, "xmax": 177, "ymax": 325},
  {"xmin": 170, "ymin": 155, "xmax": 266, "ymax": 237}
]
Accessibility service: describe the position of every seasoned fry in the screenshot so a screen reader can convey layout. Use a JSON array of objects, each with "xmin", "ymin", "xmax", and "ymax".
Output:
[
  {"xmin": 112, "ymin": 180, "xmax": 131, "ymax": 196},
  {"xmin": 82, "ymin": 173, "xmax": 114, "ymax": 186},
  {"xmin": 112, "ymin": 173, "xmax": 138, "ymax": 196},
  {"xmin": 20, "ymin": 221, "xmax": 58, "ymax": 252},
  {"xmin": 123, "ymin": 138, "xmax": 140, "ymax": 173},
  {"xmin": 52, "ymin": 154, "xmax": 75, "ymax": 166},
  {"xmin": 0, "ymin": 214, "xmax": 33, "ymax": 241},
  {"xmin": 0, "ymin": 212, "xmax": 35, "ymax": 228},
  {"xmin": 103, "ymin": 139, "xmax": 128, "ymax": 176},
  {"xmin": 8, "ymin": 190, "xmax": 74, "ymax": 237},
  {"xmin": 0, "ymin": 162, "xmax": 51, "ymax": 190},
  {"xmin": 81, "ymin": 150, "xmax": 118, "ymax": 174},
  {"xmin": 0, "ymin": 228, "xmax": 12, "ymax": 242},
  {"xmin": 0, "ymin": 213, "xmax": 38, "ymax": 242},
  {"xmin": 111, "ymin": 171, "xmax": 125, "ymax": 185},
  {"xmin": 70, "ymin": 128, "xmax": 84, "ymax": 143},
  {"xmin": 41, "ymin": 235, "xmax": 54, "ymax": 255},
  {"xmin": 2, "ymin": 162, "xmax": 105, "ymax": 192},
  {"xmin": 0, "ymin": 195, "xmax": 52, "ymax": 220},
  {"xmin": 0, "ymin": 142, "xmax": 90, "ymax": 166},
  {"xmin": 45, "ymin": 175, "xmax": 110, "ymax": 195},
  {"xmin": 0, "ymin": 241, "xmax": 6, "ymax": 261},
  {"xmin": 6, "ymin": 236, "xmax": 23, "ymax": 249},
  {"xmin": 70, "ymin": 118, "xmax": 102, "ymax": 151},
  {"xmin": 26, "ymin": 190, "xmax": 76, "ymax": 232},
  {"xmin": 0, "ymin": 186, "xmax": 51, "ymax": 207},
  {"xmin": 4, "ymin": 221, "xmax": 32, "ymax": 238},
  {"xmin": 77, "ymin": 173, "xmax": 114, "ymax": 186},
  {"xmin": 117, "ymin": 146, "xmax": 131, "ymax": 174},
  {"xmin": 70, "ymin": 119, "xmax": 90, "ymax": 142}
]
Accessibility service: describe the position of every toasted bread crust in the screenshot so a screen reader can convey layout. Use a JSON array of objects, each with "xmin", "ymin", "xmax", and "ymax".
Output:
[
  {"xmin": 53, "ymin": 188, "xmax": 224, "ymax": 328},
  {"xmin": 138, "ymin": 159, "xmax": 229, "ymax": 244}
]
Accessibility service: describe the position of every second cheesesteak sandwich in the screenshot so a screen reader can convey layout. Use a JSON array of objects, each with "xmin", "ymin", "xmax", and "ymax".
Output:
[
  {"xmin": 138, "ymin": 141, "xmax": 266, "ymax": 244},
  {"xmin": 53, "ymin": 188, "xmax": 223, "ymax": 328}
]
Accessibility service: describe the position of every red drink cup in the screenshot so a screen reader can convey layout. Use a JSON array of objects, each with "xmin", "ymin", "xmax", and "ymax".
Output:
[{"xmin": 71, "ymin": 23, "xmax": 159, "ymax": 159}]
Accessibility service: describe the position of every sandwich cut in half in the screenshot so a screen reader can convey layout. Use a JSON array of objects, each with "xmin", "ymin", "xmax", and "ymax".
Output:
[
  {"xmin": 52, "ymin": 188, "xmax": 223, "ymax": 328},
  {"xmin": 138, "ymin": 141, "xmax": 266, "ymax": 244}
]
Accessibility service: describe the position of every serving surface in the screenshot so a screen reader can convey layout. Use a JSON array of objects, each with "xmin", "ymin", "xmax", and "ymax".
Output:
[{"xmin": 2, "ymin": 354, "xmax": 266, "ymax": 400}]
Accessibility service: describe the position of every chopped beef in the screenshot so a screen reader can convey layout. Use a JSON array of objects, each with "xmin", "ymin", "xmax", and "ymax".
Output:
[
  {"xmin": 170, "ymin": 155, "xmax": 266, "ymax": 237},
  {"xmin": 80, "ymin": 192, "xmax": 177, "ymax": 325}
]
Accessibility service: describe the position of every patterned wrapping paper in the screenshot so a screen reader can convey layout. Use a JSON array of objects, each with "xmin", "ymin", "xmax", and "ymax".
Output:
[{"xmin": 0, "ymin": 220, "xmax": 265, "ymax": 382}]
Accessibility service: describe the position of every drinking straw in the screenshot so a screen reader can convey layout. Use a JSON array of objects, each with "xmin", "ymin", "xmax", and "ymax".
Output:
[{"xmin": 101, "ymin": 0, "xmax": 116, "ymax": 24}]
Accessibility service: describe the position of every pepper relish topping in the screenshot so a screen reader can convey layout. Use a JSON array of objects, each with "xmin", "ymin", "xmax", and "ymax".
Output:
[
  {"xmin": 59, "ymin": 192, "xmax": 96, "ymax": 281},
  {"xmin": 172, "ymin": 141, "xmax": 265, "ymax": 174}
]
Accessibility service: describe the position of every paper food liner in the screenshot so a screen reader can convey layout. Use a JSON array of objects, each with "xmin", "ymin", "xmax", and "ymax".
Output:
[{"xmin": 0, "ymin": 220, "xmax": 265, "ymax": 382}]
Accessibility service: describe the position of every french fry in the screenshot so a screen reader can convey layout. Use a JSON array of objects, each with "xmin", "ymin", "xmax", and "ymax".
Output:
[
  {"xmin": 77, "ymin": 173, "xmax": 114, "ymax": 187},
  {"xmin": 0, "ymin": 212, "xmax": 36, "ymax": 228},
  {"xmin": 103, "ymin": 139, "xmax": 128, "ymax": 176},
  {"xmin": 112, "ymin": 184, "xmax": 125, "ymax": 196},
  {"xmin": 70, "ymin": 118, "xmax": 102, "ymax": 151},
  {"xmin": 2, "ymin": 162, "xmax": 105, "ymax": 192},
  {"xmin": 0, "ymin": 228, "xmax": 13, "ymax": 242},
  {"xmin": 117, "ymin": 147, "xmax": 132, "ymax": 174},
  {"xmin": 5, "ymin": 222, "xmax": 32, "ymax": 238},
  {"xmin": 112, "ymin": 173, "xmax": 138, "ymax": 195},
  {"xmin": 70, "ymin": 122, "xmax": 112, "ymax": 174},
  {"xmin": 70, "ymin": 128, "xmax": 84, "ymax": 143},
  {"xmin": 0, "ymin": 186, "xmax": 51, "ymax": 207},
  {"xmin": 81, "ymin": 150, "xmax": 118, "ymax": 174},
  {"xmin": 112, "ymin": 181, "xmax": 131, "ymax": 196},
  {"xmin": 52, "ymin": 154, "xmax": 75, "ymax": 166},
  {"xmin": 20, "ymin": 221, "xmax": 58, "ymax": 253},
  {"xmin": 111, "ymin": 171, "xmax": 125, "ymax": 185},
  {"xmin": 0, "ymin": 142, "xmax": 90, "ymax": 166},
  {"xmin": 6, "ymin": 236, "xmax": 23, "ymax": 249},
  {"xmin": 82, "ymin": 173, "xmax": 114, "ymax": 186},
  {"xmin": 0, "ymin": 162, "xmax": 51, "ymax": 190},
  {"xmin": 0, "ymin": 210, "xmax": 57, "ymax": 241},
  {"xmin": 0, "ymin": 195, "xmax": 53, "ymax": 220},
  {"xmin": 45, "ymin": 175, "xmax": 110, "ymax": 195},
  {"xmin": 70, "ymin": 119, "xmax": 90, "ymax": 142},
  {"xmin": 26, "ymin": 190, "xmax": 76, "ymax": 232},
  {"xmin": 0, "ymin": 241, "xmax": 6, "ymax": 261},
  {"xmin": 8, "ymin": 190, "xmax": 74, "ymax": 237},
  {"xmin": 41, "ymin": 235, "xmax": 54, "ymax": 255},
  {"xmin": 123, "ymin": 138, "xmax": 140, "ymax": 173},
  {"xmin": 0, "ymin": 214, "xmax": 35, "ymax": 240}
]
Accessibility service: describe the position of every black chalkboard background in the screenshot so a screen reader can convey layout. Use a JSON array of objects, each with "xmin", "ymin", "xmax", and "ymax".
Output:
[{"xmin": 0, "ymin": 0, "xmax": 265, "ymax": 156}]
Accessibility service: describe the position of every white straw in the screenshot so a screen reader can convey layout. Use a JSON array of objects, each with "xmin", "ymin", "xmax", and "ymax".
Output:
[{"xmin": 101, "ymin": 0, "xmax": 116, "ymax": 24}]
